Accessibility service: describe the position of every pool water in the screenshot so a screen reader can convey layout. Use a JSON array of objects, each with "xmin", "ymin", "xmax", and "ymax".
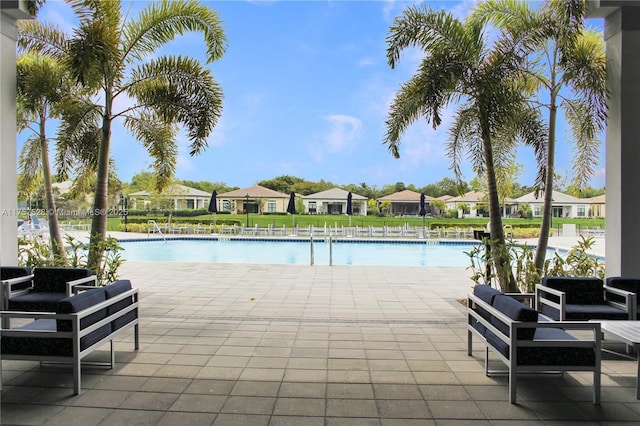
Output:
[{"xmin": 119, "ymin": 238, "xmax": 480, "ymax": 267}]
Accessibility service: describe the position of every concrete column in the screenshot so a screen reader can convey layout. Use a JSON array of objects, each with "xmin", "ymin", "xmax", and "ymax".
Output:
[
  {"xmin": 594, "ymin": 4, "xmax": 640, "ymax": 276},
  {"xmin": 1, "ymin": 7, "xmax": 28, "ymax": 265}
]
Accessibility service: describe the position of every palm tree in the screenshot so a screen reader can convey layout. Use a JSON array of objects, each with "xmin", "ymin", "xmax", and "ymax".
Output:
[
  {"xmin": 16, "ymin": 53, "xmax": 69, "ymax": 259},
  {"xmin": 19, "ymin": 0, "xmax": 227, "ymax": 270},
  {"xmin": 475, "ymin": 0, "xmax": 607, "ymax": 272},
  {"xmin": 384, "ymin": 5, "xmax": 546, "ymax": 292}
]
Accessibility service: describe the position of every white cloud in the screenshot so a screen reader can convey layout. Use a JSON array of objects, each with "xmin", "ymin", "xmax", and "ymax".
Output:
[
  {"xmin": 309, "ymin": 114, "xmax": 362, "ymax": 164},
  {"xmin": 324, "ymin": 114, "xmax": 362, "ymax": 153}
]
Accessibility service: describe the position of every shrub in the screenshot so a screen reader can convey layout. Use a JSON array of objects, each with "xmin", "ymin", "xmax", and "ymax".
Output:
[{"xmin": 467, "ymin": 236, "xmax": 604, "ymax": 293}]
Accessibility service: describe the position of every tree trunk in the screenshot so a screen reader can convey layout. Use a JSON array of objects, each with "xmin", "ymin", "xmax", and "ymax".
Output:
[
  {"xmin": 481, "ymin": 123, "xmax": 518, "ymax": 292},
  {"xmin": 88, "ymin": 107, "xmax": 112, "ymax": 271},
  {"xmin": 534, "ymin": 89, "xmax": 559, "ymax": 272},
  {"xmin": 39, "ymin": 117, "xmax": 66, "ymax": 259}
]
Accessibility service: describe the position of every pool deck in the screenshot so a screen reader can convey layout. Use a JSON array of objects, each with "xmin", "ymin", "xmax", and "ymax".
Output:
[{"xmin": 3, "ymin": 233, "xmax": 632, "ymax": 425}]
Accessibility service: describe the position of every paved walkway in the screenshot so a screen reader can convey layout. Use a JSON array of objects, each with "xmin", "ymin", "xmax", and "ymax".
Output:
[{"xmin": 2, "ymin": 257, "xmax": 640, "ymax": 424}]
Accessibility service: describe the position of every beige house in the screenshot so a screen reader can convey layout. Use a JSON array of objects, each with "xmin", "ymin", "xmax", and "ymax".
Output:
[
  {"xmin": 515, "ymin": 190, "xmax": 594, "ymax": 219},
  {"xmin": 129, "ymin": 184, "xmax": 212, "ymax": 210},
  {"xmin": 303, "ymin": 188, "xmax": 367, "ymax": 215},
  {"xmin": 217, "ymin": 185, "xmax": 290, "ymax": 214},
  {"xmin": 587, "ymin": 194, "xmax": 606, "ymax": 218},
  {"xmin": 377, "ymin": 190, "xmax": 434, "ymax": 216},
  {"xmin": 446, "ymin": 191, "xmax": 488, "ymax": 218}
]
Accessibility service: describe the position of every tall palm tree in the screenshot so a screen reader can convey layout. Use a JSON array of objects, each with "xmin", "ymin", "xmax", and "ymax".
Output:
[
  {"xmin": 18, "ymin": 0, "xmax": 227, "ymax": 270},
  {"xmin": 475, "ymin": 0, "xmax": 606, "ymax": 272},
  {"xmin": 384, "ymin": 5, "xmax": 546, "ymax": 292},
  {"xmin": 16, "ymin": 53, "xmax": 69, "ymax": 259}
]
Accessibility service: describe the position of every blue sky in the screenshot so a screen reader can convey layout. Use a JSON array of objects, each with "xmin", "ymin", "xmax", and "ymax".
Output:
[{"xmin": 27, "ymin": 0, "xmax": 606, "ymax": 190}]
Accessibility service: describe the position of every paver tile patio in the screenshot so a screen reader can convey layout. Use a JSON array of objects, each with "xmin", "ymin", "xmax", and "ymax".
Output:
[{"xmin": 2, "ymin": 261, "xmax": 640, "ymax": 424}]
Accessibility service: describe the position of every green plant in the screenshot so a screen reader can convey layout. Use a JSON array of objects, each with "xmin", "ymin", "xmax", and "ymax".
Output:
[
  {"xmin": 467, "ymin": 236, "xmax": 605, "ymax": 293},
  {"xmin": 544, "ymin": 236, "xmax": 605, "ymax": 279},
  {"xmin": 18, "ymin": 235, "xmax": 123, "ymax": 286}
]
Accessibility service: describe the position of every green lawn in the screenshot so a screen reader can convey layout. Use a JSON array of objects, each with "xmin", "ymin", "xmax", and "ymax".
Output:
[{"xmin": 110, "ymin": 213, "xmax": 605, "ymax": 235}]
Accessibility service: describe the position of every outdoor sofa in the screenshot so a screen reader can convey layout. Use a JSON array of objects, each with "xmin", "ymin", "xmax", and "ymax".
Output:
[
  {"xmin": 467, "ymin": 284, "xmax": 602, "ymax": 404},
  {"xmin": 0, "ymin": 279, "xmax": 139, "ymax": 395},
  {"xmin": 535, "ymin": 277, "xmax": 636, "ymax": 321}
]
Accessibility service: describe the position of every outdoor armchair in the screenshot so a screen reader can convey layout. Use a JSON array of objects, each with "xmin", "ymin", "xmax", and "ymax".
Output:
[
  {"xmin": 3, "ymin": 267, "xmax": 96, "ymax": 314},
  {"xmin": 535, "ymin": 277, "xmax": 636, "ymax": 321},
  {"xmin": 606, "ymin": 276, "xmax": 640, "ymax": 319}
]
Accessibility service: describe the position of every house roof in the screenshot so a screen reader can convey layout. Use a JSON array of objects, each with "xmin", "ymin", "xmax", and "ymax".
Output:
[
  {"xmin": 377, "ymin": 190, "xmax": 434, "ymax": 202},
  {"xmin": 447, "ymin": 191, "xmax": 487, "ymax": 203},
  {"xmin": 586, "ymin": 194, "xmax": 606, "ymax": 203},
  {"xmin": 218, "ymin": 185, "xmax": 289, "ymax": 198},
  {"xmin": 130, "ymin": 183, "xmax": 211, "ymax": 198},
  {"xmin": 515, "ymin": 190, "xmax": 587, "ymax": 204},
  {"xmin": 304, "ymin": 188, "xmax": 367, "ymax": 200},
  {"xmin": 436, "ymin": 194, "xmax": 454, "ymax": 201}
]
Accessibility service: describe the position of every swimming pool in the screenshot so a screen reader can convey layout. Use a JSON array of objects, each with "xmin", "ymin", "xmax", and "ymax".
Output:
[{"xmin": 119, "ymin": 238, "xmax": 480, "ymax": 267}]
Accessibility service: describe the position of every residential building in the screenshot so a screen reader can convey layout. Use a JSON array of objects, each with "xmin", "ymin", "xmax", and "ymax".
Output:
[
  {"xmin": 377, "ymin": 189, "xmax": 434, "ymax": 216},
  {"xmin": 217, "ymin": 185, "xmax": 290, "ymax": 214},
  {"xmin": 303, "ymin": 188, "xmax": 367, "ymax": 215},
  {"xmin": 515, "ymin": 190, "xmax": 594, "ymax": 219},
  {"xmin": 129, "ymin": 184, "xmax": 212, "ymax": 210}
]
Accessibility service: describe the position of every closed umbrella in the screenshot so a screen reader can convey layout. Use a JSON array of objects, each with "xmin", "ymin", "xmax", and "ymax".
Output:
[
  {"xmin": 287, "ymin": 192, "xmax": 296, "ymax": 227},
  {"xmin": 208, "ymin": 190, "xmax": 218, "ymax": 230},
  {"xmin": 419, "ymin": 193, "xmax": 427, "ymax": 233},
  {"xmin": 346, "ymin": 191, "xmax": 353, "ymax": 227}
]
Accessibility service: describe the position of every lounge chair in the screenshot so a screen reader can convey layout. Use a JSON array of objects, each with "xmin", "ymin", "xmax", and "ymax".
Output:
[
  {"xmin": 356, "ymin": 226, "xmax": 370, "ymax": 237},
  {"xmin": 240, "ymin": 225, "xmax": 257, "ymax": 236},
  {"xmin": 220, "ymin": 224, "xmax": 236, "ymax": 235},
  {"xmin": 370, "ymin": 226, "xmax": 385, "ymax": 237}
]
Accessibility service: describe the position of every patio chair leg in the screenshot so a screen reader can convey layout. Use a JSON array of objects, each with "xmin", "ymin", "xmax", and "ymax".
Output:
[
  {"xmin": 134, "ymin": 324, "xmax": 139, "ymax": 350},
  {"xmin": 509, "ymin": 367, "xmax": 516, "ymax": 404},
  {"xmin": 110, "ymin": 341, "xmax": 115, "ymax": 368},
  {"xmin": 484, "ymin": 347, "xmax": 489, "ymax": 375},
  {"xmin": 73, "ymin": 356, "xmax": 81, "ymax": 395},
  {"xmin": 467, "ymin": 330, "xmax": 472, "ymax": 356}
]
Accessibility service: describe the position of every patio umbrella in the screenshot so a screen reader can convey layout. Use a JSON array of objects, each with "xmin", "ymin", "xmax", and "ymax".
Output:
[
  {"xmin": 286, "ymin": 192, "xmax": 296, "ymax": 227},
  {"xmin": 208, "ymin": 190, "xmax": 218, "ymax": 229},
  {"xmin": 346, "ymin": 191, "xmax": 353, "ymax": 226},
  {"xmin": 419, "ymin": 193, "xmax": 427, "ymax": 229}
]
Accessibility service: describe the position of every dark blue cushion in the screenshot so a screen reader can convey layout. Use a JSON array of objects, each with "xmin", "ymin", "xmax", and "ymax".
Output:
[
  {"xmin": 541, "ymin": 277, "xmax": 604, "ymax": 305},
  {"xmin": 56, "ymin": 287, "xmax": 110, "ymax": 350},
  {"xmin": 1, "ymin": 266, "xmax": 33, "ymax": 292},
  {"xmin": 33, "ymin": 267, "xmax": 93, "ymax": 293},
  {"xmin": 0, "ymin": 319, "xmax": 72, "ymax": 357},
  {"xmin": 485, "ymin": 295, "xmax": 538, "ymax": 357},
  {"xmin": 564, "ymin": 304, "xmax": 628, "ymax": 320},
  {"xmin": 516, "ymin": 328, "xmax": 596, "ymax": 367},
  {"xmin": 104, "ymin": 280, "xmax": 137, "ymax": 330},
  {"xmin": 606, "ymin": 277, "xmax": 640, "ymax": 306},
  {"xmin": 1, "ymin": 266, "xmax": 32, "ymax": 280},
  {"xmin": 541, "ymin": 301, "xmax": 629, "ymax": 321},
  {"xmin": 8, "ymin": 292, "xmax": 67, "ymax": 312},
  {"xmin": 470, "ymin": 285, "xmax": 503, "ymax": 336}
]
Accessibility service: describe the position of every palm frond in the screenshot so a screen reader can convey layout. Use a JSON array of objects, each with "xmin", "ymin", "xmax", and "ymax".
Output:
[
  {"xmin": 127, "ymin": 55, "xmax": 223, "ymax": 155},
  {"xmin": 561, "ymin": 29, "xmax": 607, "ymax": 130},
  {"xmin": 124, "ymin": 113, "xmax": 178, "ymax": 191},
  {"xmin": 18, "ymin": 136, "xmax": 42, "ymax": 189},
  {"xmin": 386, "ymin": 5, "xmax": 476, "ymax": 69},
  {"xmin": 123, "ymin": 0, "xmax": 227, "ymax": 64},
  {"xmin": 18, "ymin": 20, "xmax": 67, "ymax": 58},
  {"xmin": 564, "ymin": 98, "xmax": 601, "ymax": 190}
]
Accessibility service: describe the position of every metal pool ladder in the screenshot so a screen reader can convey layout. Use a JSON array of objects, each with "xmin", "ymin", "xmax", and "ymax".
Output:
[{"xmin": 147, "ymin": 220, "xmax": 167, "ymax": 243}]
